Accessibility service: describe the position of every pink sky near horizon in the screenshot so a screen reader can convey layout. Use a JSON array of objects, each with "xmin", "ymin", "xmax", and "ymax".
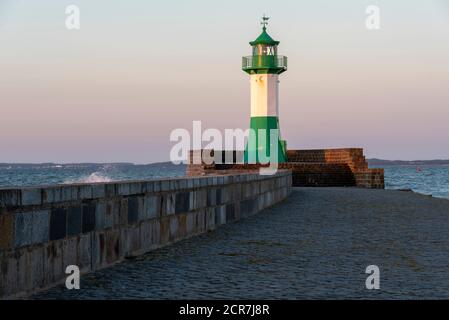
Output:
[{"xmin": 1, "ymin": 0, "xmax": 449, "ymax": 163}]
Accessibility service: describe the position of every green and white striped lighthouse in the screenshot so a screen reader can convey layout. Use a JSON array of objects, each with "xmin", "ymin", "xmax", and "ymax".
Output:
[{"xmin": 243, "ymin": 16, "xmax": 288, "ymax": 163}]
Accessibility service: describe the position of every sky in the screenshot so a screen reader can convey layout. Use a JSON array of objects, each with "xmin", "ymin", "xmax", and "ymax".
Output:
[{"xmin": 0, "ymin": 0, "xmax": 448, "ymax": 163}]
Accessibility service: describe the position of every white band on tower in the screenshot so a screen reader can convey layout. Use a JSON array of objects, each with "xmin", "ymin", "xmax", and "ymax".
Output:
[{"xmin": 250, "ymin": 74, "xmax": 279, "ymax": 117}]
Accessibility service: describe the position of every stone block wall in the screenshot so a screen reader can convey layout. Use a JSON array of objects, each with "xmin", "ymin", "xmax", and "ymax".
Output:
[
  {"xmin": 0, "ymin": 171, "xmax": 292, "ymax": 298},
  {"xmin": 186, "ymin": 148, "xmax": 384, "ymax": 189},
  {"xmin": 354, "ymin": 169, "xmax": 385, "ymax": 189},
  {"xmin": 286, "ymin": 149, "xmax": 384, "ymax": 188},
  {"xmin": 286, "ymin": 149, "xmax": 369, "ymax": 171}
]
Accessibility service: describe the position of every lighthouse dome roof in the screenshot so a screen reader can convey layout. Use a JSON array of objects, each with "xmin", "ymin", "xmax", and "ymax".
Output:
[{"xmin": 250, "ymin": 28, "xmax": 280, "ymax": 46}]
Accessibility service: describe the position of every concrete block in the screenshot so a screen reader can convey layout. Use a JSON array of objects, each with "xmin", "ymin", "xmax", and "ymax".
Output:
[
  {"xmin": 15, "ymin": 210, "xmax": 48, "ymax": 247},
  {"xmin": 160, "ymin": 217, "xmax": 170, "ymax": 244},
  {"xmin": 0, "ymin": 189, "xmax": 20, "ymax": 207},
  {"xmin": 105, "ymin": 184, "xmax": 117, "ymax": 198},
  {"xmin": 139, "ymin": 220, "xmax": 152, "ymax": 252},
  {"xmin": 196, "ymin": 209, "xmax": 206, "ymax": 233},
  {"xmin": 91, "ymin": 232, "xmax": 102, "ymax": 270},
  {"xmin": 189, "ymin": 191, "xmax": 196, "ymax": 211},
  {"xmin": 233, "ymin": 184, "xmax": 242, "ymax": 202},
  {"xmin": 50, "ymin": 208, "xmax": 67, "ymax": 241},
  {"xmin": 207, "ymin": 189, "xmax": 217, "ymax": 206},
  {"xmin": 67, "ymin": 206, "xmax": 82, "ymax": 236},
  {"xmin": 82, "ymin": 204, "xmax": 96, "ymax": 233},
  {"xmin": 127, "ymin": 225, "xmax": 141, "ymax": 255},
  {"xmin": 95, "ymin": 202, "xmax": 106, "ymax": 230},
  {"xmin": 162, "ymin": 193, "xmax": 176, "ymax": 216},
  {"xmin": 118, "ymin": 183, "xmax": 130, "ymax": 196},
  {"xmin": 243, "ymin": 183, "xmax": 252, "ymax": 198},
  {"xmin": 43, "ymin": 241, "xmax": 64, "ymax": 285},
  {"xmin": 226, "ymin": 203, "xmax": 236, "ymax": 222},
  {"xmin": 14, "ymin": 212, "xmax": 33, "ymax": 247},
  {"xmin": 153, "ymin": 180, "xmax": 161, "ymax": 192},
  {"xmin": 61, "ymin": 186, "xmax": 78, "ymax": 202},
  {"xmin": 78, "ymin": 233, "xmax": 92, "ymax": 272},
  {"xmin": 169, "ymin": 215, "xmax": 179, "ymax": 241},
  {"xmin": 206, "ymin": 208, "xmax": 215, "ymax": 230},
  {"xmin": 127, "ymin": 196, "xmax": 139, "ymax": 225},
  {"xmin": 62, "ymin": 237, "xmax": 78, "ymax": 272},
  {"xmin": 0, "ymin": 214, "xmax": 14, "ymax": 251},
  {"xmin": 104, "ymin": 200, "xmax": 119, "ymax": 228},
  {"xmin": 169, "ymin": 180, "xmax": 179, "ymax": 191},
  {"xmin": 43, "ymin": 186, "xmax": 77, "ymax": 204},
  {"xmin": 32, "ymin": 210, "xmax": 49, "ymax": 244},
  {"xmin": 216, "ymin": 188, "xmax": 223, "ymax": 205},
  {"xmin": 131, "ymin": 182, "xmax": 143, "ymax": 195},
  {"xmin": 105, "ymin": 229, "xmax": 121, "ymax": 265},
  {"xmin": 78, "ymin": 185, "xmax": 93, "ymax": 199},
  {"xmin": 186, "ymin": 212, "xmax": 195, "ymax": 235},
  {"xmin": 119, "ymin": 228, "xmax": 129, "ymax": 257},
  {"xmin": 215, "ymin": 205, "xmax": 226, "ymax": 225},
  {"xmin": 92, "ymin": 184, "xmax": 106, "ymax": 199},
  {"xmin": 196, "ymin": 189, "xmax": 207, "ymax": 209},
  {"xmin": 258, "ymin": 194, "xmax": 265, "ymax": 211},
  {"xmin": 144, "ymin": 195, "xmax": 160, "ymax": 220},
  {"xmin": 151, "ymin": 219, "xmax": 161, "ymax": 246},
  {"xmin": 179, "ymin": 178, "xmax": 188, "ymax": 190},
  {"xmin": 29, "ymin": 245, "xmax": 45, "ymax": 290},
  {"xmin": 119, "ymin": 199, "xmax": 128, "ymax": 225},
  {"xmin": 193, "ymin": 178, "xmax": 201, "ymax": 188},
  {"xmin": 177, "ymin": 214, "xmax": 187, "ymax": 239},
  {"xmin": 240, "ymin": 198, "xmax": 257, "ymax": 216},
  {"xmin": 44, "ymin": 187, "xmax": 59, "ymax": 204},
  {"xmin": 21, "ymin": 188, "xmax": 41, "ymax": 206},
  {"xmin": 16, "ymin": 248, "xmax": 32, "ymax": 292},
  {"xmin": 0, "ymin": 254, "xmax": 18, "ymax": 297},
  {"xmin": 142, "ymin": 181, "xmax": 154, "ymax": 193},
  {"xmin": 160, "ymin": 180, "xmax": 170, "ymax": 192},
  {"xmin": 175, "ymin": 192, "xmax": 190, "ymax": 214}
]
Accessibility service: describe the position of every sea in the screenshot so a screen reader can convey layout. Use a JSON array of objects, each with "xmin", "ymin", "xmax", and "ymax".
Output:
[
  {"xmin": 0, "ymin": 163, "xmax": 448, "ymax": 199},
  {"xmin": 383, "ymin": 164, "xmax": 449, "ymax": 199}
]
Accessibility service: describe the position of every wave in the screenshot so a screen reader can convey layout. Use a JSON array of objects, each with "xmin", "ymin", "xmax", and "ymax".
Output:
[{"xmin": 64, "ymin": 172, "xmax": 113, "ymax": 184}]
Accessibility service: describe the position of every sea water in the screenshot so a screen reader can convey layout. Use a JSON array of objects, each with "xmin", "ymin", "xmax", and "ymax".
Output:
[
  {"xmin": 0, "ymin": 163, "xmax": 448, "ymax": 199},
  {"xmin": 383, "ymin": 164, "xmax": 449, "ymax": 199},
  {"xmin": 0, "ymin": 163, "xmax": 185, "ymax": 188}
]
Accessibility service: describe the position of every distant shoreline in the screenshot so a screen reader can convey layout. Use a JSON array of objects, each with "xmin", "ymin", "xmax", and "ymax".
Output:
[
  {"xmin": 0, "ymin": 162, "xmax": 176, "ymax": 169},
  {"xmin": 368, "ymin": 159, "xmax": 449, "ymax": 166},
  {"xmin": 1, "ymin": 160, "xmax": 449, "ymax": 168}
]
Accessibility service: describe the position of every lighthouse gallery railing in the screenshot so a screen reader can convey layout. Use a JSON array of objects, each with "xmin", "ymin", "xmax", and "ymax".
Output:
[{"xmin": 242, "ymin": 55, "xmax": 287, "ymax": 71}]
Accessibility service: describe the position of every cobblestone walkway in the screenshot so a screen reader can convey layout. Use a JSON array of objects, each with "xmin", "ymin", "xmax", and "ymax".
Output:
[{"xmin": 34, "ymin": 188, "xmax": 449, "ymax": 299}]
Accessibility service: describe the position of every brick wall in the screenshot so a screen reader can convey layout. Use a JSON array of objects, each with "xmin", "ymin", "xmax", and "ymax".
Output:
[
  {"xmin": 286, "ymin": 149, "xmax": 368, "ymax": 171},
  {"xmin": 186, "ymin": 148, "xmax": 384, "ymax": 189},
  {"xmin": 286, "ymin": 149, "xmax": 383, "ymax": 188},
  {"xmin": 0, "ymin": 170, "xmax": 292, "ymax": 298}
]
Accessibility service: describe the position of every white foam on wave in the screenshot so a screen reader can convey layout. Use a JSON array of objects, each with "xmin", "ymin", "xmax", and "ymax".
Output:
[{"xmin": 64, "ymin": 172, "xmax": 113, "ymax": 184}]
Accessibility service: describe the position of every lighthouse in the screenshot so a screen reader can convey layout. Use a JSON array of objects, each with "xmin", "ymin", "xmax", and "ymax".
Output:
[{"xmin": 243, "ymin": 16, "xmax": 288, "ymax": 163}]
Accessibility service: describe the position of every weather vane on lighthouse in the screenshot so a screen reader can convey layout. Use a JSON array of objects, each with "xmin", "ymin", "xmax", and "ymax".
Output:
[
  {"xmin": 261, "ymin": 14, "xmax": 269, "ymax": 30},
  {"xmin": 242, "ymin": 16, "xmax": 288, "ymax": 164}
]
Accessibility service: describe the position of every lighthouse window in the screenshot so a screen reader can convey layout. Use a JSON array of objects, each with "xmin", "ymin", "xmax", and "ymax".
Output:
[{"xmin": 253, "ymin": 45, "xmax": 277, "ymax": 56}]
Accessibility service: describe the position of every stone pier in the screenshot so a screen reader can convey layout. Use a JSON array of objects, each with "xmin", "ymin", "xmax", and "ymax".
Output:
[{"xmin": 0, "ymin": 170, "xmax": 292, "ymax": 298}]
